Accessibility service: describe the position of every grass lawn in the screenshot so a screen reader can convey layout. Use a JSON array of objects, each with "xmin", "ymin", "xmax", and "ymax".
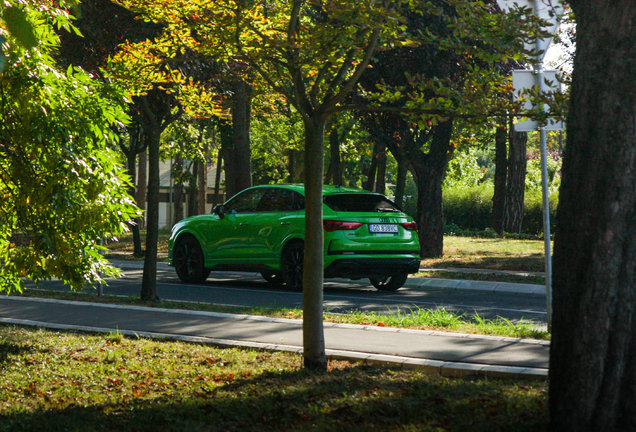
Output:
[
  {"xmin": 0, "ymin": 325, "xmax": 549, "ymax": 432},
  {"xmin": 422, "ymin": 236, "xmax": 548, "ymax": 273}
]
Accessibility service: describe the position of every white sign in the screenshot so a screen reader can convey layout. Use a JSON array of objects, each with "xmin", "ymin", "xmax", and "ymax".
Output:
[
  {"xmin": 512, "ymin": 69, "xmax": 563, "ymax": 131},
  {"xmin": 496, "ymin": 0, "xmax": 565, "ymax": 61}
]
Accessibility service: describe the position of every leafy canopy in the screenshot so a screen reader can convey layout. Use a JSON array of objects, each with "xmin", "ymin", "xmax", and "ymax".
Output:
[{"xmin": 0, "ymin": 0, "xmax": 141, "ymax": 292}]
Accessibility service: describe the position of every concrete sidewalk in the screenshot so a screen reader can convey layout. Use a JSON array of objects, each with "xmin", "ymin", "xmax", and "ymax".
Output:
[{"xmin": 0, "ymin": 295, "xmax": 549, "ymax": 380}]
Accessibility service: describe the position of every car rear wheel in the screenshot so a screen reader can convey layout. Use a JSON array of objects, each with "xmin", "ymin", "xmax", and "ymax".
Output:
[
  {"xmin": 281, "ymin": 242, "xmax": 304, "ymax": 291},
  {"xmin": 369, "ymin": 273, "xmax": 408, "ymax": 291},
  {"xmin": 174, "ymin": 236, "xmax": 210, "ymax": 283}
]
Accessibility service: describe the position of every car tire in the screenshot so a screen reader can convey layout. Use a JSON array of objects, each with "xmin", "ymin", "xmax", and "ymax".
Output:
[
  {"xmin": 261, "ymin": 270, "xmax": 283, "ymax": 285},
  {"xmin": 281, "ymin": 241, "xmax": 304, "ymax": 291},
  {"xmin": 173, "ymin": 236, "xmax": 211, "ymax": 283},
  {"xmin": 369, "ymin": 273, "xmax": 408, "ymax": 291}
]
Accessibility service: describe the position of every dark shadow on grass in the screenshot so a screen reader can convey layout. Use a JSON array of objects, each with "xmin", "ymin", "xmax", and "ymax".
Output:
[{"xmin": 0, "ymin": 363, "xmax": 548, "ymax": 432}]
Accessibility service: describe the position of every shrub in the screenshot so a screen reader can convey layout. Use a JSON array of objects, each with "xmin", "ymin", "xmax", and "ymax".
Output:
[
  {"xmin": 442, "ymin": 184, "xmax": 559, "ymax": 236},
  {"xmin": 443, "ymin": 183, "xmax": 494, "ymax": 231}
]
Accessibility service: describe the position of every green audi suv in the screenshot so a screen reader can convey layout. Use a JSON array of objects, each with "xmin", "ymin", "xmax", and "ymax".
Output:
[{"xmin": 168, "ymin": 184, "xmax": 420, "ymax": 291}]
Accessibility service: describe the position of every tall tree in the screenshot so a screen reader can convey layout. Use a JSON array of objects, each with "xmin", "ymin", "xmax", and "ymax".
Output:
[
  {"xmin": 549, "ymin": 2, "xmax": 636, "ymax": 431},
  {"xmin": 357, "ymin": 1, "xmax": 534, "ymax": 257},
  {"xmin": 119, "ymin": 0, "xmax": 416, "ymax": 370}
]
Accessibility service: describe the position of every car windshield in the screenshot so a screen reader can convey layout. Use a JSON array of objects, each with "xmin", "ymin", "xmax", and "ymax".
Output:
[{"xmin": 323, "ymin": 194, "xmax": 400, "ymax": 213}]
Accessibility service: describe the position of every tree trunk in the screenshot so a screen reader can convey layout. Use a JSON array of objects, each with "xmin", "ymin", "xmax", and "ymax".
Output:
[
  {"xmin": 375, "ymin": 142, "xmax": 386, "ymax": 194},
  {"xmin": 136, "ymin": 148, "xmax": 147, "ymax": 230},
  {"xmin": 172, "ymin": 156, "xmax": 184, "ymax": 226},
  {"xmin": 325, "ymin": 128, "xmax": 343, "ymax": 185},
  {"xmin": 193, "ymin": 160, "xmax": 206, "ymax": 215},
  {"xmin": 141, "ymin": 128, "xmax": 160, "ymax": 302},
  {"xmin": 123, "ymin": 148, "xmax": 144, "ymax": 258},
  {"xmin": 394, "ymin": 161, "xmax": 407, "ymax": 209},
  {"xmin": 365, "ymin": 143, "xmax": 379, "ymax": 191},
  {"xmin": 228, "ymin": 79, "xmax": 252, "ymax": 196},
  {"xmin": 502, "ymin": 129, "xmax": 527, "ymax": 234},
  {"xmin": 213, "ymin": 150, "xmax": 223, "ymax": 206},
  {"xmin": 188, "ymin": 161, "xmax": 199, "ymax": 217},
  {"xmin": 408, "ymin": 120, "xmax": 454, "ymax": 258},
  {"xmin": 550, "ymin": 2, "xmax": 636, "ymax": 431},
  {"xmin": 302, "ymin": 115, "xmax": 327, "ymax": 371},
  {"xmin": 492, "ymin": 125, "xmax": 507, "ymax": 235}
]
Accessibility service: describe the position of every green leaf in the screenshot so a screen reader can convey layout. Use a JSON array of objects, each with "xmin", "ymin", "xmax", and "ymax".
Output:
[{"xmin": 2, "ymin": 6, "xmax": 38, "ymax": 49}]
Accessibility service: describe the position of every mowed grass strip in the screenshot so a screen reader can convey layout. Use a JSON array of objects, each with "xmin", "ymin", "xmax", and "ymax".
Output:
[{"xmin": 0, "ymin": 325, "xmax": 548, "ymax": 432}]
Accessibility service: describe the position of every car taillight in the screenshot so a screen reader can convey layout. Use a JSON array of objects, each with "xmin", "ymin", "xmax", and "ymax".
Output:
[
  {"xmin": 401, "ymin": 222, "xmax": 418, "ymax": 231},
  {"xmin": 323, "ymin": 220, "xmax": 363, "ymax": 232}
]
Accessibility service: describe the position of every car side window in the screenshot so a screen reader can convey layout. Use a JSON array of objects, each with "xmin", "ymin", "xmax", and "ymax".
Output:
[
  {"xmin": 257, "ymin": 188, "xmax": 303, "ymax": 212},
  {"xmin": 224, "ymin": 188, "xmax": 266, "ymax": 214}
]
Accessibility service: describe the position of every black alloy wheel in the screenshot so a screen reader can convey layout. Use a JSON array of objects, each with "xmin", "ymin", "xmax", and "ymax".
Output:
[
  {"xmin": 369, "ymin": 273, "xmax": 408, "ymax": 291},
  {"xmin": 281, "ymin": 242, "xmax": 304, "ymax": 291},
  {"xmin": 174, "ymin": 236, "xmax": 211, "ymax": 283}
]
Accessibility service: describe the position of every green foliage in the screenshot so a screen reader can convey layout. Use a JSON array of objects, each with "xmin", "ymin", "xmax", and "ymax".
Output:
[
  {"xmin": 0, "ymin": 1, "xmax": 140, "ymax": 293},
  {"xmin": 443, "ymin": 183, "xmax": 495, "ymax": 232},
  {"xmin": 442, "ymin": 183, "xmax": 559, "ymax": 236},
  {"xmin": 444, "ymin": 147, "xmax": 492, "ymax": 188},
  {"xmin": 525, "ymin": 152, "xmax": 562, "ymax": 192}
]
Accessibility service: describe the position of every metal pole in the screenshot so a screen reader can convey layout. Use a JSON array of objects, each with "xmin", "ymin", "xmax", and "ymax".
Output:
[{"xmin": 532, "ymin": 0, "xmax": 552, "ymax": 332}]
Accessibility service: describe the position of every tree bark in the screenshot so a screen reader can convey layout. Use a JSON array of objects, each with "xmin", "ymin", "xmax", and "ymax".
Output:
[
  {"xmin": 492, "ymin": 125, "xmax": 507, "ymax": 235},
  {"xmin": 365, "ymin": 143, "xmax": 379, "ymax": 191},
  {"xmin": 502, "ymin": 129, "xmax": 527, "ymax": 234},
  {"xmin": 212, "ymin": 150, "xmax": 223, "ymax": 206},
  {"xmin": 408, "ymin": 120, "xmax": 454, "ymax": 258},
  {"xmin": 550, "ymin": 2, "xmax": 636, "ymax": 431},
  {"xmin": 172, "ymin": 155, "xmax": 184, "ymax": 226},
  {"xmin": 141, "ymin": 126, "xmax": 161, "ymax": 302},
  {"xmin": 225, "ymin": 79, "xmax": 252, "ymax": 197},
  {"xmin": 136, "ymin": 148, "xmax": 147, "ymax": 230},
  {"xmin": 325, "ymin": 127, "xmax": 343, "ymax": 185},
  {"xmin": 302, "ymin": 115, "xmax": 327, "ymax": 371},
  {"xmin": 394, "ymin": 161, "xmax": 407, "ymax": 209},
  {"xmin": 375, "ymin": 142, "xmax": 387, "ymax": 194}
]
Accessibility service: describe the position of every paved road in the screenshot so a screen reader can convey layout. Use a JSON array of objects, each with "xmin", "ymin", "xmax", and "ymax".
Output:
[{"xmin": 24, "ymin": 259, "xmax": 548, "ymax": 326}]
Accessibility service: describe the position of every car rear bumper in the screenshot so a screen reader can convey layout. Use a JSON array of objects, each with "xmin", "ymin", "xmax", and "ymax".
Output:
[{"xmin": 324, "ymin": 257, "xmax": 421, "ymax": 279}]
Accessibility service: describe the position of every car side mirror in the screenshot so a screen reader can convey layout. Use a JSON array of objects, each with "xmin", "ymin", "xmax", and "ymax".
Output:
[{"xmin": 213, "ymin": 205, "xmax": 225, "ymax": 219}]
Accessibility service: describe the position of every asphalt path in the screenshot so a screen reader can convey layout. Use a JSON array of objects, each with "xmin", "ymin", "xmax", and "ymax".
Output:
[{"xmin": 23, "ymin": 260, "xmax": 548, "ymax": 327}]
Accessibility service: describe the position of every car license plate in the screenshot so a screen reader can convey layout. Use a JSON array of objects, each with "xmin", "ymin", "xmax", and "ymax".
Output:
[{"xmin": 369, "ymin": 224, "xmax": 398, "ymax": 233}]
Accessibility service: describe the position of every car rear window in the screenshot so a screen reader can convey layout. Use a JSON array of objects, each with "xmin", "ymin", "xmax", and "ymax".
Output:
[{"xmin": 323, "ymin": 194, "xmax": 400, "ymax": 213}]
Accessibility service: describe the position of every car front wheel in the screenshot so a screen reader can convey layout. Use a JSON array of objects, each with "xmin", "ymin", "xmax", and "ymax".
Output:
[
  {"xmin": 281, "ymin": 242, "xmax": 304, "ymax": 291},
  {"xmin": 174, "ymin": 236, "xmax": 211, "ymax": 283},
  {"xmin": 369, "ymin": 273, "xmax": 408, "ymax": 291}
]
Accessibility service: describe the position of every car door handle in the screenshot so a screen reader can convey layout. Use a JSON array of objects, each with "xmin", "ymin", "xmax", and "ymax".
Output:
[
  {"xmin": 280, "ymin": 222, "xmax": 290, "ymax": 226},
  {"xmin": 239, "ymin": 222, "xmax": 250, "ymax": 226}
]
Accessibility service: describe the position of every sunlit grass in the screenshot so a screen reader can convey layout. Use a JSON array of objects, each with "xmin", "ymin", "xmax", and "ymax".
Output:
[{"xmin": 421, "ymin": 236, "xmax": 550, "ymax": 273}]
